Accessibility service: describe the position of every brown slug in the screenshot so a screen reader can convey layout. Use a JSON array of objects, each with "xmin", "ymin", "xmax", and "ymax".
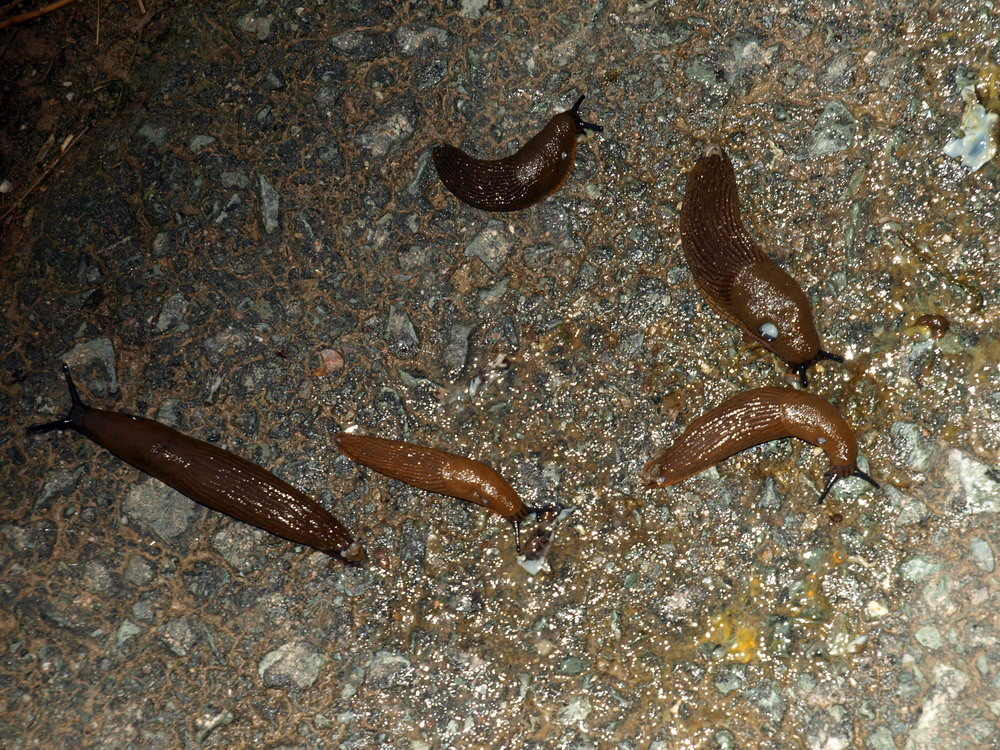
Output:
[
  {"xmin": 913, "ymin": 313, "xmax": 950, "ymax": 338},
  {"xmin": 432, "ymin": 94, "xmax": 603, "ymax": 211},
  {"xmin": 680, "ymin": 144, "xmax": 843, "ymax": 387},
  {"xmin": 334, "ymin": 432, "xmax": 544, "ymax": 551},
  {"xmin": 644, "ymin": 386, "xmax": 878, "ymax": 502},
  {"xmin": 28, "ymin": 365, "xmax": 363, "ymax": 564}
]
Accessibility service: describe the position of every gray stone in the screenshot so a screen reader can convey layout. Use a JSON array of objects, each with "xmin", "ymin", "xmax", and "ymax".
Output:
[
  {"xmin": 122, "ymin": 479, "xmax": 199, "ymax": 539},
  {"xmin": 124, "ymin": 555, "xmax": 155, "ymax": 586},
  {"xmin": 367, "ymin": 650, "xmax": 411, "ymax": 688},
  {"xmin": 194, "ymin": 707, "xmax": 235, "ymax": 743},
  {"xmin": 868, "ymin": 726, "xmax": 897, "ymax": 750},
  {"xmin": 915, "ymin": 626, "xmax": 943, "ymax": 649},
  {"xmin": 259, "ymin": 641, "xmax": 327, "ymax": 689},
  {"xmin": 64, "ymin": 337, "xmax": 118, "ymax": 393},
  {"xmin": 969, "ymin": 537, "xmax": 995, "ymax": 572},
  {"xmin": 890, "ymin": 421, "xmax": 934, "ymax": 472},
  {"xmin": 464, "ymin": 221, "xmax": 514, "ymax": 273},
  {"xmin": 948, "ymin": 450, "xmax": 999, "ymax": 513},
  {"xmin": 810, "ymin": 101, "xmax": 856, "ymax": 157},
  {"xmin": 395, "ymin": 25, "xmax": 449, "ymax": 54},
  {"xmin": 115, "ymin": 620, "xmax": 142, "ymax": 649},
  {"xmin": 356, "ymin": 114, "xmax": 413, "ymax": 159},
  {"xmin": 386, "ymin": 305, "xmax": 420, "ymax": 358},
  {"xmin": 237, "ymin": 12, "xmax": 275, "ymax": 41},
  {"xmin": 155, "ymin": 292, "xmax": 188, "ymax": 333},
  {"xmin": 442, "ymin": 323, "xmax": 472, "ymax": 377},
  {"xmin": 34, "ymin": 467, "xmax": 84, "ymax": 511},
  {"xmin": 188, "ymin": 135, "xmax": 216, "ymax": 154},
  {"xmin": 258, "ymin": 173, "xmax": 280, "ymax": 234},
  {"xmin": 899, "ymin": 556, "xmax": 941, "ymax": 582},
  {"xmin": 138, "ymin": 121, "xmax": 168, "ymax": 148},
  {"xmin": 160, "ymin": 617, "xmax": 197, "ymax": 656},
  {"xmin": 221, "ymin": 170, "xmax": 249, "ymax": 189},
  {"xmin": 460, "ymin": 0, "xmax": 489, "ymax": 19},
  {"xmin": 556, "ymin": 695, "xmax": 592, "ymax": 724}
]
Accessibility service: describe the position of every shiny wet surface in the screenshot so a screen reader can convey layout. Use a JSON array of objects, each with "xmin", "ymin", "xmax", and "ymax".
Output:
[{"xmin": 1, "ymin": 1, "xmax": 997, "ymax": 747}]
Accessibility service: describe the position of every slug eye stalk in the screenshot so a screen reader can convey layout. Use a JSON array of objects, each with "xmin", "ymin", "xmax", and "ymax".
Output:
[{"xmin": 817, "ymin": 467, "xmax": 881, "ymax": 504}]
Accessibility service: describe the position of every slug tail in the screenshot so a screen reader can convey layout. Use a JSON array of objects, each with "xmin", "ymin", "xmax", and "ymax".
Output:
[{"xmin": 27, "ymin": 363, "xmax": 89, "ymax": 434}]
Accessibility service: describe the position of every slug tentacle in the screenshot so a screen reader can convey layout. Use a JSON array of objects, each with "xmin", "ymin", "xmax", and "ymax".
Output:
[
  {"xmin": 818, "ymin": 465, "xmax": 880, "ymax": 504},
  {"xmin": 432, "ymin": 94, "xmax": 602, "ymax": 212},
  {"xmin": 27, "ymin": 363, "xmax": 88, "ymax": 434},
  {"xmin": 29, "ymin": 365, "xmax": 362, "ymax": 563},
  {"xmin": 567, "ymin": 95, "xmax": 604, "ymax": 134},
  {"xmin": 335, "ymin": 432, "xmax": 532, "ymax": 550},
  {"xmin": 644, "ymin": 387, "xmax": 877, "ymax": 503},
  {"xmin": 680, "ymin": 145, "xmax": 842, "ymax": 387}
]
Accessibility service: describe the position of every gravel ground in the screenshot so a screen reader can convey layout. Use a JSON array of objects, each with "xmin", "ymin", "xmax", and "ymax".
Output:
[{"xmin": 1, "ymin": 1, "xmax": 998, "ymax": 748}]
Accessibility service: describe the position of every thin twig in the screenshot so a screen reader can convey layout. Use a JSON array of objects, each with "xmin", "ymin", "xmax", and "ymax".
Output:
[
  {"xmin": 0, "ymin": 126, "xmax": 89, "ymax": 224},
  {"xmin": 0, "ymin": 0, "xmax": 79, "ymax": 31}
]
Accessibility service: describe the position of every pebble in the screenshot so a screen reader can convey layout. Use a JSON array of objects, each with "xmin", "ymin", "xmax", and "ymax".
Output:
[
  {"xmin": 464, "ymin": 221, "xmax": 514, "ymax": 273},
  {"xmin": 155, "ymin": 292, "xmax": 189, "ymax": 333},
  {"xmin": 122, "ymin": 479, "xmax": 199, "ymax": 539},
  {"xmin": 64, "ymin": 337, "xmax": 118, "ymax": 393},
  {"xmin": 367, "ymin": 651, "xmax": 411, "ymax": 688},
  {"xmin": 915, "ymin": 626, "xmax": 943, "ymax": 649},
  {"xmin": 115, "ymin": 620, "xmax": 142, "ymax": 649},
  {"xmin": 948, "ymin": 450, "xmax": 999, "ymax": 513},
  {"xmin": 188, "ymin": 135, "xmax": 216, "ymax": 154},
  {"xmin": 258, "ymin": 641, "xmax": 328, "ymax": 689},
  {"xmin": 810, "ymin": 101, "xmax": 856, "ymax": 157},
  {"xmin": 969, "ymin": 537, "xmax": 995, "ymax": 572},
  {"xmin": 556, "ymin": 696, "xmax": 592, "ymax": 724},
  {"xmin": 889, "ymin": 421, "xmax": 933, "ymax": 472},
  {"xmin": 160, "ymin": 617, "xmax": 197, "ymax": 656},
  {"xmin": 386, "ymin": 305, "xmax": 420, "ymax": 357},
  {"xmin": 258, "ymin": 173, "xmax": 280, "ymax": 234}
]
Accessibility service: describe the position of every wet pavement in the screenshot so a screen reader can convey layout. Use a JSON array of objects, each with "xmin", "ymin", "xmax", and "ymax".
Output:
[{"xmin": 1, "ymin": 1, "xmax": 998, "ymax": 748}]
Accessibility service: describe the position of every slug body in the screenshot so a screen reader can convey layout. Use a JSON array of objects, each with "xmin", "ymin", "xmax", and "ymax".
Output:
[
  {"xmin": 680, "ymin": 145, "xmax": 842, "ymax": 386},
  {"xmin": 29, "ymin": 366, "xmax": 362, "ymax": 563},
  {"xmin": 644, "ymin": 387, "xmax": 878, "ymax": 501},
  {"xmin": 432, "ymin": 94, "xmax": 602, "ymax": 212},
  {"xmin": 335, "ymin": 432, "xmax": 545, "ymax": 550}
]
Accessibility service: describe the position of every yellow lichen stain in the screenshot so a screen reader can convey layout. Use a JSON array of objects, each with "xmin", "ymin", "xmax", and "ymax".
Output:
[
  {"xmin": 976, "ymin": 63, "xmax": 1000, "ymax": 112},
  {"xmin": 703, "ymin": 613, "xmax": 759, "ymax": 663},
  {"xmin": 698, "ymin": 544, "xmax": 864, "ymax": 663},
  {"xmin": 700, "ymin": 577, "xmax": 763, "ymax": 663}
]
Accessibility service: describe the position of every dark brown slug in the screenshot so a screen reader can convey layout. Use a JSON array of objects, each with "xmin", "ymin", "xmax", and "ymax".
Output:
[
  {"xmin": 334, "ymin": 432, "xmax": 544, "ymax": 551},
  {"xmin": 644, "ymin": 387, "xmax": 878, "ymax": 502},
  {"xmin": 28, "ymin": 365, "xmax": 363, "ymax": 564},
  {"xmin": 680, "ymin": 144, "xmax": 843, "ymax": 387},
  {"xmin": 914, "ymin": 313, "xmax": 950, "ymax": 338},
  {"xmin": 432, "ymin": 94, "xmax": 602, "ymax": 212}
]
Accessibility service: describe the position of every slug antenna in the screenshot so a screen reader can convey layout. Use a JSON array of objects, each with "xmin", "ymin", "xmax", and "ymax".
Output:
[
  {"xmin": 27, "ymin": 363, "xmax": 89, "ymax": 434},
  {"xmin": 853, "ymin": 467, "xmax": 880, "ymax": 490},
  {"xmin": 568, "ymin": 95, "xmax": 603, "ymax": 133},
  {"xmin": 818, "ymin": 467, "xmax": 880, "ymax": 503}
]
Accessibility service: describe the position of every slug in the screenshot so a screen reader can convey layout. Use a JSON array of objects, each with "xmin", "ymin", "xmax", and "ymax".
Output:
[
  {"xmin": 432, "ymin": 94, "xmax": 603, "ymax": 211},
  {"xmin": 913, "ymin": 313, "xmax": 950, "ymax": 339},
  {"xmin": 334, "ymin": 432, "xmax": 543, "ymax": 551},
  {"xmin": 28, "ymin": 365, "xmax": 364, "ymax": 564},
  {"xmin": 644, "ymin": 386, "xmax": 879, "ymax": 502},
  {"xmin": 680, "ymin": 144, "xmax": 843, "ymax": 387}
]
